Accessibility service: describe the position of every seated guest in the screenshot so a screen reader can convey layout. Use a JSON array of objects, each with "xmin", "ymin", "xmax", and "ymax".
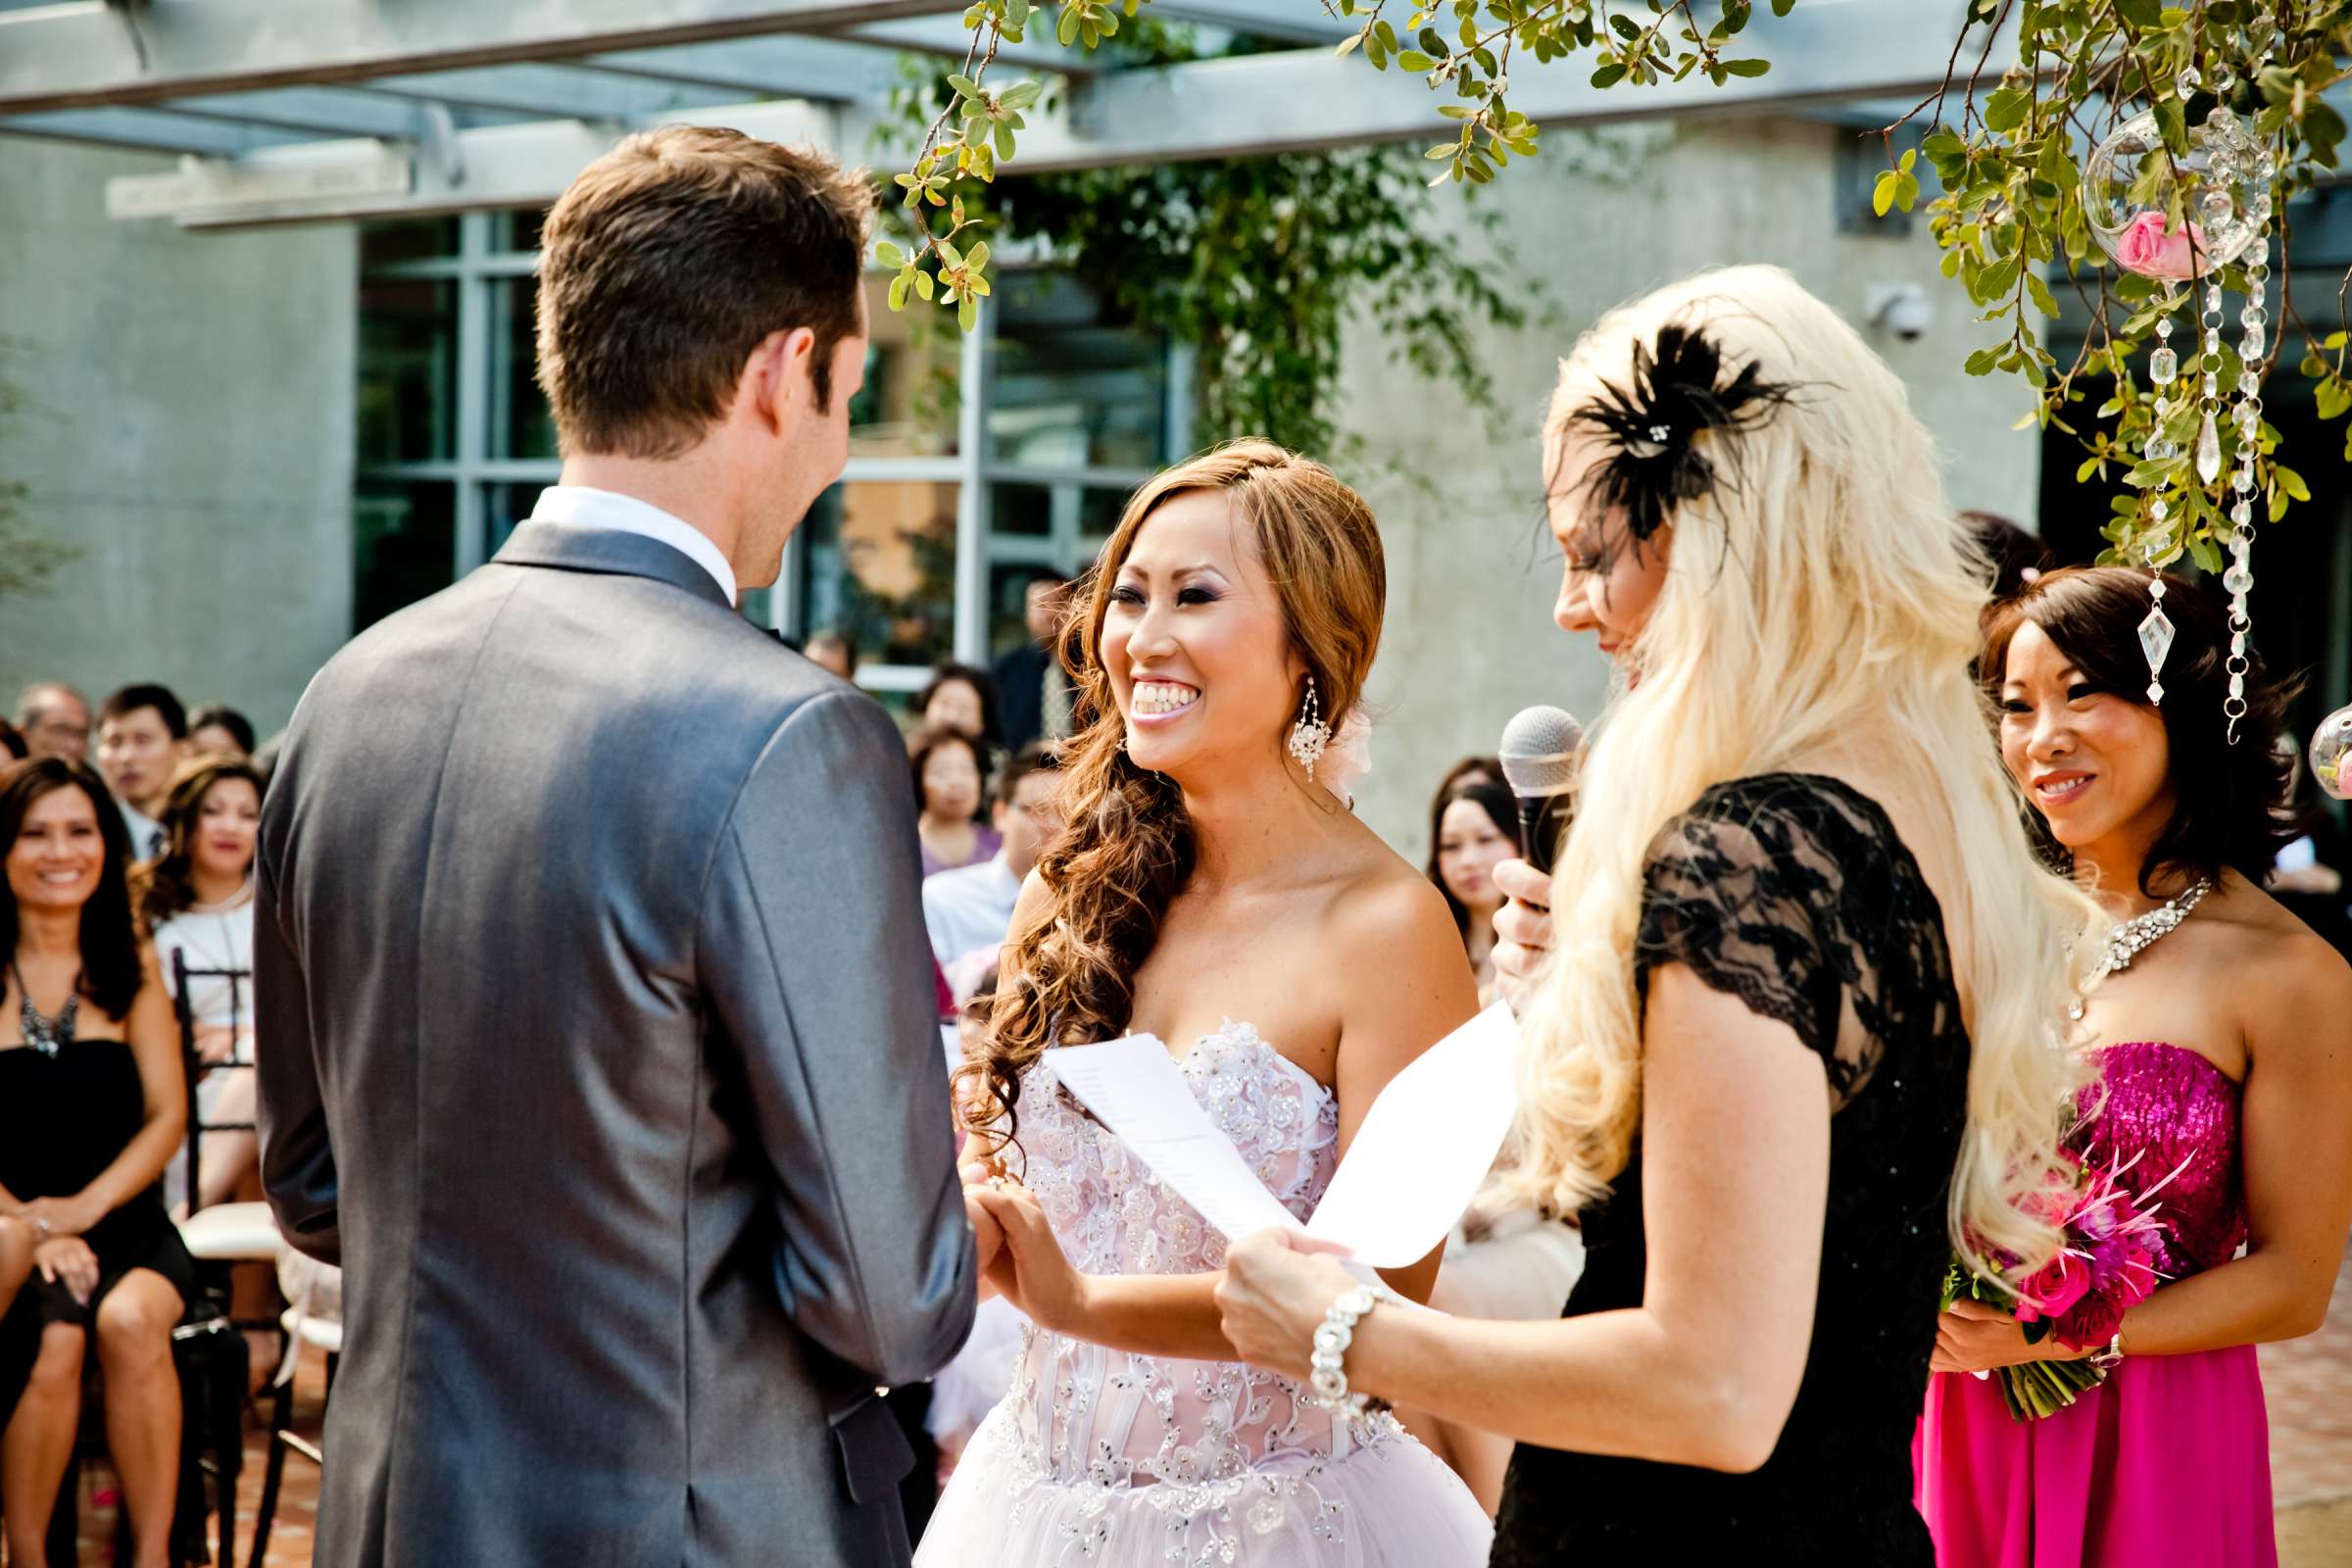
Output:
[
  {"xmin": 133, "ymin": 757, "xmax": 267, "ymax": 1214},
  {"xmin": 12, "ymin": 686, "xmax": 90, "ymax": 766},
  {"xmin": 1438, "ymin": 754, "xmax": 1502, "ymax": 796},
  {"xmin": 911, "ymin": 725, "xmax": 1000, "ymax": 878},
  {"xmin": 923, "ymin": 745, "xmax": 1063, "ymax": 983},
  {"xmin": 185, "ymin": 704, "xmax": 256, "ymax": 760},
  {"xmin": 1427, "ymin": 773, "xmax": 1521, "ymax": 1005},
  {"xmin": 95, "ymin": 685, "xmax": 188, "ymax": 859},
  {"xmin": 0, "ymin": 758, "xmax": 194, "ymax": 1568},
  {"xmin": 913, "ymin": 662, "xmax": 1002, "ymax": 750},
  {"xmin": 0, "ymin": 1213, "xmax": 33, "ymax": 1426},
  {"xmin": 805, "ymin": 629, "xmax": 859, "ymax": 684},
  {"xmin": 991, "ymin": 571, "xmax": 1071, "ymax": 751}
]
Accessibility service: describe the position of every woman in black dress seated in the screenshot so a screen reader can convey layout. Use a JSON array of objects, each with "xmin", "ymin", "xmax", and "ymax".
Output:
[
  {"xmin": 0, "ymin": 757, "xmax": 195, "ymax": 1568},
  {"xmin": 1214, "ymin": 267, "xmax": 2097, "ymax": 1557}
]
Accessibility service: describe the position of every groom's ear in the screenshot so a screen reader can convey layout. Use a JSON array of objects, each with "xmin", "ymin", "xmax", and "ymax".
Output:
[{"xmin": 739, "ymin": 326, "xmax": 819, "ymax": 434}]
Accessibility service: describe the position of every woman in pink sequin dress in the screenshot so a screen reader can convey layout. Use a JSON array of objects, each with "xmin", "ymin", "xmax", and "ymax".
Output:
[
  {"xmin": 1916, "ymin": 568, "xmax": 2352, "ymax": 1567},
  {"xmin": 919, "ymin": 444, "xmax": 1493, "ymax": 1566}
]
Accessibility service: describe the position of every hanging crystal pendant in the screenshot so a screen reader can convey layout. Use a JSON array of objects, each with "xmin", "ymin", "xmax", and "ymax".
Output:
[
  {"xmin": 2141, "ymin": 574, "xmax": 2174, "ymax": 706},
  {"xmin": 2149, "ymin": 345, "xmax": 2179, "ymax": 384},
  {"xmin": 2196, "ymin": 412, "xmax": 2223, "ymax": 482}
]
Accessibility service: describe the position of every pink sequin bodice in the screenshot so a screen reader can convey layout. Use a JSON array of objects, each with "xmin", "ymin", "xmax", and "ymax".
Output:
[{"xmin": 2077, "ymin": 1043, "xmax": 2247, "ymax": 1279}]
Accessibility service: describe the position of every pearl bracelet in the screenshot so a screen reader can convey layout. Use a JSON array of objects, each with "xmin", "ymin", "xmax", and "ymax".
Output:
[{"xmin": 1307, "ymin": 1281, "xmax": 1398, "ymax": 1409}]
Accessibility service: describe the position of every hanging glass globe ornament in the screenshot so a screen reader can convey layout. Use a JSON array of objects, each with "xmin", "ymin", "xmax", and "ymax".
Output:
[
  {"xmin": 2084, "ymin": 108, "xmax": 2270, "ymax": 280},
  {"xmin": 2311, "ymin": 706, "xmax": 2352, "ymax": 802}
]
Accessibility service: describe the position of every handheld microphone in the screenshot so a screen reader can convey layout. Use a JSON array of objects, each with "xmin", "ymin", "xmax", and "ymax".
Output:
[{"xmin": 1498, "ymin": 706, "xmax": 1585, "ymax": 876}]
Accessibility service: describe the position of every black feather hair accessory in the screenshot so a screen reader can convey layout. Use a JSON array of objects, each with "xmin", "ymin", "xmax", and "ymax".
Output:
[{"xmin": 1569, "ymin": 321, "xmax": 1799, "ymax": 544}]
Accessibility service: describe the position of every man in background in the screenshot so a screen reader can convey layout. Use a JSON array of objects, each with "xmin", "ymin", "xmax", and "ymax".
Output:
[
  {"xmin": 96, "ymin": 683, "xmax": 187, "ymax": 857},
  {"xmin": 991, "ymin": 571, "xmax": 1070, "ymax": 752},
  {"xmin": 15, "ymin": 682, "xmax": 91, "ymax": 764}
]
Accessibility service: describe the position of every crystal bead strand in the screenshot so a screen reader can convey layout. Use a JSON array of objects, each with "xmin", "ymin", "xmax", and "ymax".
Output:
[{"xmin": 2221, "ymin": 24, "xmax": 2278, "ymax": 744}]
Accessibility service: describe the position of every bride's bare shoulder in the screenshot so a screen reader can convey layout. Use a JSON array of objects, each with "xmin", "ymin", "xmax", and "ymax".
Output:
[{"xmin": 1319, "ymin": 846, "xmax": 1467, "ymax": 963}]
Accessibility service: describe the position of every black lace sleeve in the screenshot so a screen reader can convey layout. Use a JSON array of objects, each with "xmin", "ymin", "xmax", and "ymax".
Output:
[{"xmin": 1636, "ymin": 775, "xmax": 1914, "ymax": 1104}]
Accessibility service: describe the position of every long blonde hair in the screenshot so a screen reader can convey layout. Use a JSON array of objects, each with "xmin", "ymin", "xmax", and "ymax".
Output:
[
  {"xmin": 957, "ymin": 440, "xmax": 1386, "ymax": 1154},
  {"xmin": 1502, "ymin": 266, "xmax": 2094, "ymax": 1273}
]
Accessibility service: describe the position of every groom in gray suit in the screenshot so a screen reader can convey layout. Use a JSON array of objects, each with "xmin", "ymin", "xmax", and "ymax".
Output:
[{"xmin": 255, "ymin": 126, "xmax": 980, "ymax": 1567}]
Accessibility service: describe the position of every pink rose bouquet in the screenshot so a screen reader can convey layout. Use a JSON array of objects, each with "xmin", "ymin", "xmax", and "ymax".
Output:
[
  {"xmin": 1941, "ymin": 1151, "xmax": 2178, "ymax": 1421},
  {"xmin": 2113, "ymin": 209, "xmax": 2211, "ymax": 281}
]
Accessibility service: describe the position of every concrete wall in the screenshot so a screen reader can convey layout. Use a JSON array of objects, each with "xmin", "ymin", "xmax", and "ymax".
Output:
[
  {"xmin": 1343, "ymin": 115, "xmax": 2044, "ymax": 853},
  {"xmin": 0, "ymin": 138, "xmax": 355, "ymax": 742}
]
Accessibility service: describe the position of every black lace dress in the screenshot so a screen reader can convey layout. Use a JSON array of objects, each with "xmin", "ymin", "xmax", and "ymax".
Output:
[{"xmin": 1490, "ymin": 774, "xmax": 1968, "ymax": 1563}]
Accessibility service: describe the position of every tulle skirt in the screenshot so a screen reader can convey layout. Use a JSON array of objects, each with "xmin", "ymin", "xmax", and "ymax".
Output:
[
  {"xmin": 916, "ymin": 1400, "xmax": 1494, "ymax": 1567},
  {"xmin": 1913, "ymin": 1346, "xmax": 2276, "ymax": 1567}
]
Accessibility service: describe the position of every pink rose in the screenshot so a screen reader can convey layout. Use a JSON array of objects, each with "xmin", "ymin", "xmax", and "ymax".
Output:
[
  {"xmin": 2015, "ymin": 1250, "xmax": 2094, "ymax": 1326},
  {"xmin": 2115, "ymin": 209, "xmax": 2211, "ymax": 280}
]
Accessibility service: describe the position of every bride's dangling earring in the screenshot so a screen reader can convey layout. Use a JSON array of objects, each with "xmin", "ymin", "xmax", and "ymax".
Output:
[{"xmin": 1288, "ymin": 675, "xmax": 1333, "ymax": 782}]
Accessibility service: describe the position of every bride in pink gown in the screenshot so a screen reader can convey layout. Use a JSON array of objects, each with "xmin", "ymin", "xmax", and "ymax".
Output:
[
  {"xmin": 920, "ymin": 442, "xmax": 1492, "ymax": 1566},
  {"xmin": 1917, "ymin": 568, "xmax": 2352, "ymax": 1566}
]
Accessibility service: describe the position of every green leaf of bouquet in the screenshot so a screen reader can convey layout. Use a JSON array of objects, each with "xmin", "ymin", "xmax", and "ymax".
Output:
[
  {"xmin": 874, "ymin": 240, "xmax": 906, "ymax": 270},
  {"xmin": 1720, "ymin": 59, "xmax": 1771, "ymax": 77}
]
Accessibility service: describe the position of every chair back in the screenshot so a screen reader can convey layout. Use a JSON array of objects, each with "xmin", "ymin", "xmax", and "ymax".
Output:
[{"xmin": 172, "ymin": 945, "xmax": 256, "ymax": 1216}]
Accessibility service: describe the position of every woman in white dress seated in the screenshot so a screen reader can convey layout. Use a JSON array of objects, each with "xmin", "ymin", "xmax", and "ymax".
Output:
[
  {"xmin": 132, "ymin": 756, "xmax": 265, "ymax": 1215},
  {"xmin": 924, "ymin": 441, "xmax": 1494, "ymax": 1566}
]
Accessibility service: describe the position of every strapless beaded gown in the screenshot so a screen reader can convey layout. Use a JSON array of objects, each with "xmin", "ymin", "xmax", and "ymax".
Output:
[
  {"xmin": 915, "ymin": 1021, "xmax": 1494, "ymax": 1567},
  {"xmin": 1916, "ymin": 1043, "xmax": 2275, "ymax": 1566}
]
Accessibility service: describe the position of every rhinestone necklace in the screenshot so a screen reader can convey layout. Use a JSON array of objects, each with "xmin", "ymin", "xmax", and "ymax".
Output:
[
  {"xmin": 2069, "ymin": 878, "xmax": 2213, "ymax": 1020},
  {"xmin": 10, "ymin": 960, "xmax": 80, "ymax": 1059}
]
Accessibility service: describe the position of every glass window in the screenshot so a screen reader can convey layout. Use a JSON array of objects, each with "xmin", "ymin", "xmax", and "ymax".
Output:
[
  {"xmin": 490, "ymin": 275, "xmax": 559, "ymax": 461},
  {"xmin": 988, "ymin": 271, "xmax": 1168, "ymax": 469},
  {"xmin": 987, "ymin": 561, "xmax": 1073, "ymax": 661},
  {"xmin": 353, "ymin": 479, "xmax": 455, "ymax": 631},
  {"xmin": 357, "ymin": 276, "xmax": 457, "ymax": 465},
  {"xmin": 795, "ymin": 480, "xmax": 960, "ymax": 670},
  {"xmin": 483, "ymin": 481, "xmax": 543, "ymax": 556},
  {"xmin": 851, "ymin": 276, "xmax": 962, "ymax": 458},
  {"xmin": 360, "ymin": 218, "xmax": 458, "ymax": 270},
  {"xmin": 989, "ymin": 481, "xmax": 1054, "ymax": 537},
  {"xmin": 495, "ymin": 208, "xmax": 550, "ymax": 256},
  {"xmin": 1077, "ymin": 484, "xmax": 1130, "ymax": 555}
]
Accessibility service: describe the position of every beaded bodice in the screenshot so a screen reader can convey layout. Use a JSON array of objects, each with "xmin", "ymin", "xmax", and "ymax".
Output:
[
  {"xmin": 997, "ymin": 1021, "xmax": 1406, "ymax": 1543},
  {"xmin": 2077, "ymin": 1043, "xmax": 2247, "ymax": 1279}
]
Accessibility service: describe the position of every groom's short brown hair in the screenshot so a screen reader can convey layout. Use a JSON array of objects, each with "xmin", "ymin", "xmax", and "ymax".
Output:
[{"xmin": 536, "ymin": 125, "xmax": 874, "ymax": 460}]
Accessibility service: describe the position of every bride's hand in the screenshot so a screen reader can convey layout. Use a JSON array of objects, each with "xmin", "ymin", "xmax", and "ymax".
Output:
[
  {"xmin": 1213, "ymin": 1230, "xmax": 1360, "ymax": 1382},
  {"xmin": 971, "ymin": 1181, "xmax": 1088, "ymax": 1333},
  {"xmin": 963, "ymin": 1187, "xmax": 1005, "ymax": 1298},
  {"xmin": 1490, "ymin": 858, "xmax": 1553, "ymax": 1006}
]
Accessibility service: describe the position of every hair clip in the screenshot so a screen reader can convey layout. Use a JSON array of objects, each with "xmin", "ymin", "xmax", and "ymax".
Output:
[{"xmin": 1570, "ymin": 321, "xmax": 1799, "ymax": 544}]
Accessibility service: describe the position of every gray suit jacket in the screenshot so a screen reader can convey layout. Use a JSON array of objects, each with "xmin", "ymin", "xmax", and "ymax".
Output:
[{"xmin": 255, "ymin": 521, "xmax": 975, "ymax": 1567}]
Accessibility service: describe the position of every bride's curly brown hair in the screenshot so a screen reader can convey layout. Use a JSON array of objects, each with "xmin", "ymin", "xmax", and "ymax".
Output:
[{"xmin": 956, "ymin": 440, "xmax": 1386, "ymax": 1160}]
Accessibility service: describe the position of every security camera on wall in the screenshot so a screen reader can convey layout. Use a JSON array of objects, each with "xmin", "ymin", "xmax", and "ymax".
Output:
[{"xmin": 1866, "ymin": 282, "xmax": 1934, "ymax": 342}]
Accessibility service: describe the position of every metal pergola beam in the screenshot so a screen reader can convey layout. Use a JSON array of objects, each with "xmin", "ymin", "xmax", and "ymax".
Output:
[
  {"xmin": 830, "ymin": 16, "xmax": 1114, "ymax": 74},
  {"xmin": 1147, "ymin": 1, "xmax": 1352, "ymax": 42},
  {"xmin": 360, "ymin": 64, "xmax": 747, "ymax": 123},
  {"xmin": 0, "ymin": 0, "xmax": 962, "ymax": 114},
  {"xmin": 0, "ymin": 106, "xmax": 315, "ymax": 158},
  {"xmin": 103, "ymin": 100, "xmax": 839, "ymax": 227},
  {"xmin": 584, "ymin": 37, "xmax": 916, "ymax": 102},
  {"xmin": 60, "ymin": 0, "xmax": 2019, "ymax": 226}
]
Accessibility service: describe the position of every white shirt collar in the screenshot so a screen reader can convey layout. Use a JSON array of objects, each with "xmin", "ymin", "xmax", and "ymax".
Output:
[
  {"xmin": 531, "ymin": 485, "xmax": 738, "ymax": 607},
  {"xmin": 119, "ymin": 798, "xmax": 164, "ymax": 857}
]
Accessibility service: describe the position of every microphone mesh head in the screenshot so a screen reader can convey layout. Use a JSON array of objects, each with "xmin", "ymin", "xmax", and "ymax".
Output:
[{"xmin": 1498, "ymin": 706, "xmax": 1585, "ymax": 797}]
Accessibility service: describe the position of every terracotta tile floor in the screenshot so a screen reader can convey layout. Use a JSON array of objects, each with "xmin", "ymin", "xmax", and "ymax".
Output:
[
  {"xmin": 23, "ymin": 1250, "xmax": 2352, "ymax": 1566},
  {"xmin": 2266, "ymin": 1244, "xmax": 2352, "ymax": 1567}
]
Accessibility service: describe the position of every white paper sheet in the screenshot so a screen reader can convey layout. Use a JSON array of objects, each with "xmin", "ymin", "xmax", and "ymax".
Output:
[{"xmin": 1041, "ymin": 1003, "xmax": 1523, "ymax": 1269}]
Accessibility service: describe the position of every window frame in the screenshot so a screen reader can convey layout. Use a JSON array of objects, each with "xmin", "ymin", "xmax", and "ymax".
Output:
[{"xmin": 355, "ymin": 210, "xmax": 1194, "ymax": 687}]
